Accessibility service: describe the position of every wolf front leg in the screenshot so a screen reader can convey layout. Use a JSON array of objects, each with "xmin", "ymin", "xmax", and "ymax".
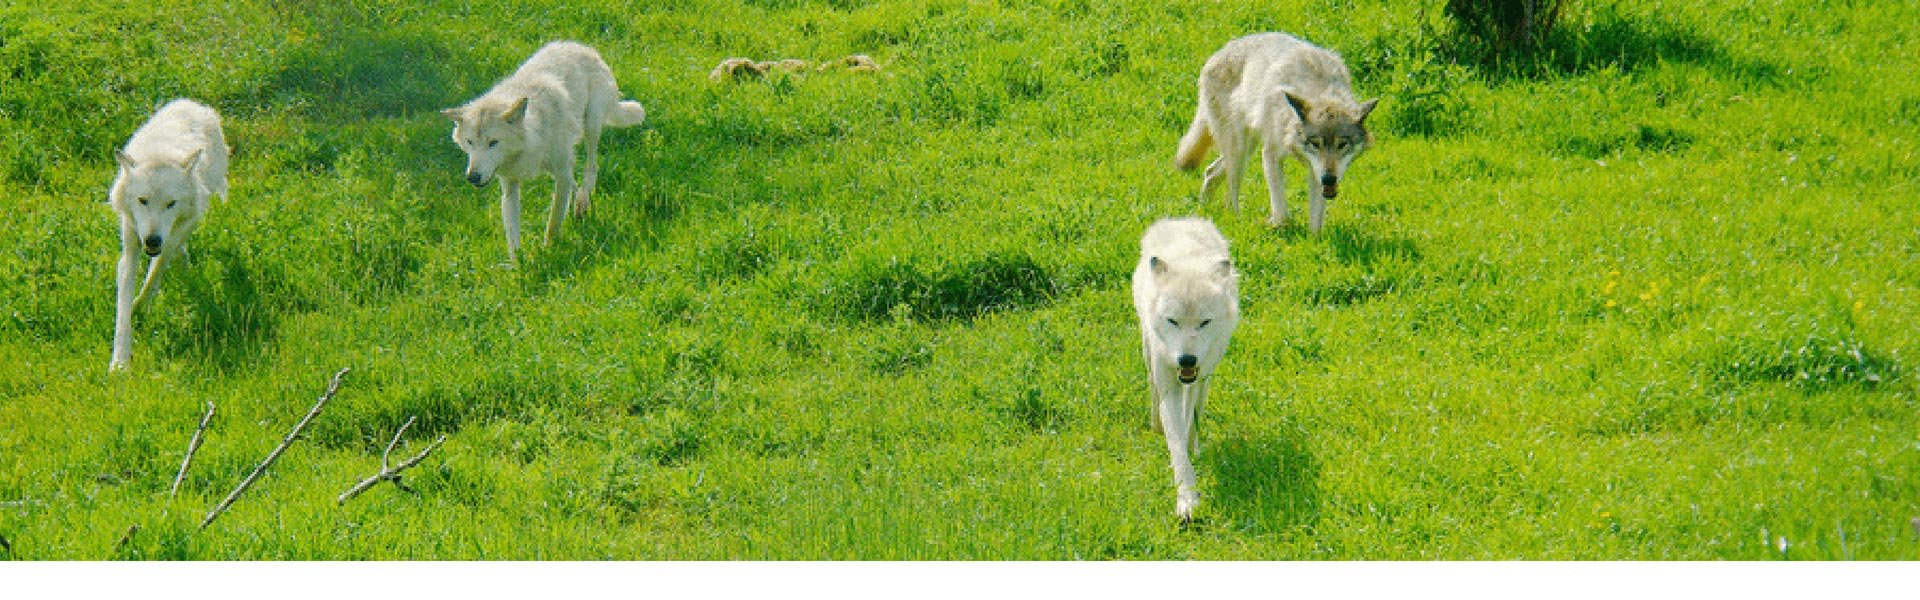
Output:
[
  {"xmin": 499, "ymin": 179, "xmax": 523, "ymax": 262},
  {"xmin": 1158, "ymin": 377, "xmax": 1201, "ymax": 523},
  {"xmin": 1306, "ymin": 163, "xmax": 1328, "ymax": 234},
  {"xmin": 109, "ymin": 237, "xmax": 141, "ymax": 371},
  {"xmin": 1261, "ymin": 140, "xmax": 1289, "ymax": 228},
  {"xmin": 132, "ymin": 248, "xmax": 175, "ymax": 311},
  {"xmin": 544, "ymin": 154, "xmax": 576, "ymax": 245}
]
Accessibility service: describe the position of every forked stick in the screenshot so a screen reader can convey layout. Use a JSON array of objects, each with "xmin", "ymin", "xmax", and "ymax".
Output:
[
  {"xmin": 169, "ymin": 401, "xmax": 216, "ymax": 496},
  {"xmin": 201, "ymin": 367, "xmax": 349, "ymax": 529},
  {"xmin": 337, "ymin": 416, "xmax": 446, "ymax": 505}
]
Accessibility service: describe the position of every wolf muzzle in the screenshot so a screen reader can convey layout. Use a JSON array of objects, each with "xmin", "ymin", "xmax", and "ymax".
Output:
[
  {"xmin": 466, "ymin": 172, "xmax": 487, "ymax": 187},
  {"xmin": 1177, "ymin": 354, "xmax": 1199, "ymax": 384},
  {"xmin": 1321, "ymin": 174, "xmax": 1339, "ymax": 199},
  {"xmin": 143, "ymin": 235, "xmax": 163, "ymax": 257}
]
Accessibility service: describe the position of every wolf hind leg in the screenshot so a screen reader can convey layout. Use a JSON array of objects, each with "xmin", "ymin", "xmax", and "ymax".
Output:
[
  {"xmin": 576, "ymin": 106, "xmax": 603, "ymax": 216},
  {"xmin": 545, "ymin": 154, "xmax": 576, "ymax": 245},
  {"xmin": 1211, "ymin": 129, "xmax": 1249, "ymax": 213},
  {"xmin": 575, "ymin": 132, "xmax": 599, "ymax": 216}
]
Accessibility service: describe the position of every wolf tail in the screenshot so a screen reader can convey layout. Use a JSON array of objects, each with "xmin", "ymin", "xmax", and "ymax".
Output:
[
  {"xmin": 1174, "ymin": 110, "xmax": 1212, "ymax": 171},
  {"xmin": 607, "ymin": 101, "xmax": 647, "ymax": 128}
]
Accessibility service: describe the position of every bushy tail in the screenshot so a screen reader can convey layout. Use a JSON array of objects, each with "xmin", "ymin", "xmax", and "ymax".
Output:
[
  {"xmin": 1174, "ymin": 110, "xmax": 1212, "ymax": 171},
  {"xmin": 607, "ymin": 101, "xmax": 647, "ymax": 128}
]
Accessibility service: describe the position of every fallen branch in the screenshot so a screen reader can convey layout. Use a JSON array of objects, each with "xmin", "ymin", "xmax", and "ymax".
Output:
[
  {"xmin": 201, "ymin": 367, "xmax": 349, "ymax": 529},
  {"xmin": 169, "ymin": 401, "xmax": 216, "ymax": 497},
  {"xmin": 337, "ymin": 416, "xmax": 446, "ymax": 505}
]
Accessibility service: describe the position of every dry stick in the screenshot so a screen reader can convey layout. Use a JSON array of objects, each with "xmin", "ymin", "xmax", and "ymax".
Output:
[
  {"xmin": 169, "ymin": 401, "xmax": 216, "ymax": 496},
  {"xmin": 112, "ymin": 524, "xmax": 140, "ymax": 557},
  {"xmin": 337, "ymin": 416, "xmax": 447, "ymax": 505},
  {"xmin": 200, "ymin": 367, "xmax": 349, "ymax": 529}
]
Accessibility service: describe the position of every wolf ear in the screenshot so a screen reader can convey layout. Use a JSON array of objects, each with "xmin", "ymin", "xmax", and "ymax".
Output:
[
  {"xmin": 1149, "ymin": 256, "xmax": 1168, "ymax": 276},
  {"xmin": 1284, "ymin": 92, "xmax": 1312, "ymax": 122},
  {"xmin": 502, "ymin": 97, "xmax": 531, "ymax": 124},
  {"xmin": 1356, "ymin": 98, "xmax": 1380, "ymax": 125},
  {"xmin": 114, "ymin": 150, "xmax": 136, "ymax": 170},
  {"xmin": 440, "ymin": 107, "xmax": 464, "ymax": 122},
  {"xmin": 182, "ymin": 148, "xmax": 204, "ymax": 172},
  {"xmin": 1215, "ymin": 259, "xmax": 1233, "ymax": 277}
]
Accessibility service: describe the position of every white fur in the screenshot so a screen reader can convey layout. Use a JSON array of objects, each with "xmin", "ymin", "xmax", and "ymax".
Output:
[
  {"xmin": 1132, "ymin": 217, "xmax": 1240, "ymax": 522},
  {"xmin": 1176, "ymin": 32, "xmax": 1378, "ymax": 232},
  {"xmin": 108, "ymin": 98, "xmax": 229, "ymax": 372},
  {"xmin": 443, "ymin": 40, "xmax": 647, "ymax": 262}
]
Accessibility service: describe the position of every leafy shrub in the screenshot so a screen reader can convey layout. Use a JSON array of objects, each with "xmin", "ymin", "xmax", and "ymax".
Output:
[{"xmin": 1445, "ymin": 0, "xmax": 1566, "ymax": 52}]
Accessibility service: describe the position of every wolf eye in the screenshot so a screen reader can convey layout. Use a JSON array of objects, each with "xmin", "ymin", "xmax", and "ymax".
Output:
[
  {"xmin": 1199, "ymin": 319, "xmax": 1212, "ymax": 329},
  {"xmin": 1336, "ymin": 140, "xmax": 1350, "ymax": 150},
  {"xmin": 166, "ymin": 200, "xmax": 176, "ymax": 209},
  {"xmin": 1166, "ymin": 319, "xmax": 1179, "ymax": 328},
  {"xmin": 137, "ymin": 197, "xmax": 149, "ymax": 206},
  {"xmin": 487, "ymin": 139, "xmax": 500, "ymax": 148}
]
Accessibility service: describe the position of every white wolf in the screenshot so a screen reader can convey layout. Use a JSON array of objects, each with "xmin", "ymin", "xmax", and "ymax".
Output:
[
  {"xmin": 442, "ymin": 40, "xmax": 647, "ymax": 262},
  {"xmin": 108, "ymin": 98, "xmax": 229, "ymax": 371},
  {"xmin": 1132, "ymin": 217, "xmax": 1240, "ymax": 522},
  {"xmin": 1176, "ymin": 32, "xmax": 1378, "ymax": 232}
]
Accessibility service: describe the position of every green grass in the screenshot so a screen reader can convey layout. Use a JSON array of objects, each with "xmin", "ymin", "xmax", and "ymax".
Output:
[{"xmin": 3, "ymin": 0, "xmax": 1917, "ymax": 560}]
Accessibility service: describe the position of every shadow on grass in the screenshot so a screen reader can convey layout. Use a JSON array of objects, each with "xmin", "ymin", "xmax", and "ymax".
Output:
[
  {"xmin": 514, "ymin": 200, "xmax": 659, "ymax": 293},
  {"xmin": 1204, "ymin": 427, "xmax": 1320, "ymax": 533},
  {"xmin": 239, "ymin": 8, "xmax": 477, "ymax": 122},
  {"xmin": 827, "ymin": 254, "xmax": 1064, "ymax": 324},
  {"xmin": 1446, "ymin": 8, "xmax": 1782, "ymax": 85},
  {"xmin": 160, "ymin": 246, "xmax": 306, "ymax": 372},
  {"xmin": 1322, "ymin": 224, "xmax": 1421, "ymax": 267}
]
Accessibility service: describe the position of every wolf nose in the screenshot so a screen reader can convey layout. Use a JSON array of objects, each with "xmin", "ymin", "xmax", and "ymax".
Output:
[
  {"xmin": 143, "ymin": 235, "xmax": 163, "ymax": 251},
  {"xmin": 466, "ymin": 172, "xmax": 484, "ymax": 186},
  {"xmin": 1177, "ymin": 355, "xmax": 1198, "ymax": 369},
  {"xmin": 1320, "ymin": 174, "xmax": 1338, "ymax": 187}
]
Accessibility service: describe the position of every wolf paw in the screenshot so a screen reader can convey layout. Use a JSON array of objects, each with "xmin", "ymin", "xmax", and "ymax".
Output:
[
  {"xmin": 1176, "ymin": 490, "xmax": 1199, "ymax": 523},
  {"xmin": 572, "ymin": 189, "xmax": 592, "ymax": 216}
]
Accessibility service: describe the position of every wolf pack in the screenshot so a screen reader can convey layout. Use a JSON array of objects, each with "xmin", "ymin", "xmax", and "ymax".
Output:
[{"xmin": 104, "ymin": 33, "xmax": 1375, "ymax": 523}]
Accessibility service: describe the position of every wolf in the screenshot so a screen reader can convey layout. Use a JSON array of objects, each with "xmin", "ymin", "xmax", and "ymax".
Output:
[
  {"xmin": 108, "ymin": 98, "xmax": 229, "ymax": 371},
  {"xmin": 442, "ymin": 40, "xmax": 647, "ymax": 262},
  {"xmin": 1132, "ymin": 217, "xmax": 1240, "ymax": 522},
  {"xmin": 1176, "ymin": 32, "xmax": 1378, "ymax": 232}
]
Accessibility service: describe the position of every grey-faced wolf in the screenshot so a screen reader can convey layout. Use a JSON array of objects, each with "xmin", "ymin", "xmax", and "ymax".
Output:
[{"xmin": 1177, "ymin": 32, "xmax": 1378, "ymax": 232}]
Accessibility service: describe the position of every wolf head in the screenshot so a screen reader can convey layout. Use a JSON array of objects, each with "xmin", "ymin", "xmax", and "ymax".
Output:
[
  {"xmin": 1284, "ymin": 93, "xmax": 1378, "ymax": 199},
  {"xmin": 111, "ymin": 149, "xmax": 206, "ymax": 258},
  {"xmin": 1145, "ymin": 256, "xmax": 1239, "ymax": 384},
  {"xmin": 442, "ymin": 97, "xmax": 532, "ymax": 187}
]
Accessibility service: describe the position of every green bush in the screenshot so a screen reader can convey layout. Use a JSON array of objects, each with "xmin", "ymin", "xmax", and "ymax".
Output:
[{"xmin": 1445, "ymin": 0, "xmax": 1565, "ymax": 51}]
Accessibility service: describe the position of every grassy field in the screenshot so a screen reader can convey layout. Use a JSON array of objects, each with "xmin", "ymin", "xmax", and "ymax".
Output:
[{"xmin": 2, "ymin": 0, "xmax": 1916, "ymax": 560}]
